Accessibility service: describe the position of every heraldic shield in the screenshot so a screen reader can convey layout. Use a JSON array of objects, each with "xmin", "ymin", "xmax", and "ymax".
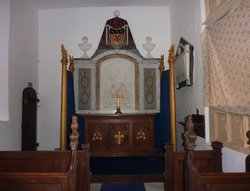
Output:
[{"xmin": 109, "ymin": 27, "xmax": 126, "ymax": 47}]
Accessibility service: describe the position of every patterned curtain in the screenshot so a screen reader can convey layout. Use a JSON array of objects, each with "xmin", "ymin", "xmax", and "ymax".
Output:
[{"xmin": 202, "ymin": 0, "xmax": 250, "ymax": 115}]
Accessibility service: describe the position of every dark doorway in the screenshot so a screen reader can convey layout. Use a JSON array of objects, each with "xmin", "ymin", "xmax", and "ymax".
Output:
[{"xmin": 21, "ymin": 87, "xmax": 39, "ymax": 150}]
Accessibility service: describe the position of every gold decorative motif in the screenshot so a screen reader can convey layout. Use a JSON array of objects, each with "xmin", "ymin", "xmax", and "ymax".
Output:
[
  {"xmin": 92, "ymin": 130, "xmax": 103, "ymax": 141},
  {"xmin": 61, "ymin": 44, "xmax": 68, "ymax": 65},
  {"xmin": 136, "ymin": 130, "xmax": 146, "ymax": 140},
  {"xmin": 159, "ymin": 54, "xmax": 165, "ymax": 77},
  {"xmin": 114, "ymin": 131, "xmax": 125, "ymax": 145}
]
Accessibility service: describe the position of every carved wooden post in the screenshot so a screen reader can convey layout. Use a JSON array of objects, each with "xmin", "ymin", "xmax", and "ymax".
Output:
[
  {"xmin": 184, "ymin": 116, "xmax": 197, "ymax": 151},
  {"xmin": 60, "ymin": 44, "xmax": 68, "ymax": 151},
  {"xmin": 211, "ymin": 141, "xmax": 223, "ymax": 172},
  {"xmin": 70, "ymin": 116, "xmax": 79, "ymax": 151},
  {"xmin": 184, "ymin": 116, "xmax": 197, "ymax": 191},
  {"xmin": 168, "ymin": 45, "xmax": 177, "ymax": 151},
  {"xmin": 246, "ymin": 130, "xmax": 250, "ymax": 172}
]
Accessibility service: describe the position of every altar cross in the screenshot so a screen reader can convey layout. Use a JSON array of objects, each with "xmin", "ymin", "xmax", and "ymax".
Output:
[{"xmin": 112, "ymin": 88, "xmax": 124, "ymax": 115}]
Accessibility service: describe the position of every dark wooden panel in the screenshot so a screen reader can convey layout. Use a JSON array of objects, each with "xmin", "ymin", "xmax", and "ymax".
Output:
[
  {"xmin": 0, "ymin": 149, "xmax": 90, "ymax": 191},
  {"xmin": 164, "ymin": 142, "xmax": 223, "ymax": 191},
  {"xmin": 183, "ymin": 117, "xmax": 250, "ymax": 191}
]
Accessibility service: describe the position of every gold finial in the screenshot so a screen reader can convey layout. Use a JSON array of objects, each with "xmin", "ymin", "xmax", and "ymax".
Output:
[
  {"xmin": 61, "ymin": 44, "xmax": 68, "ymax": 66},
  {"xmin": 69, "ymin": 55, "xmax": 75, "ymax": 73},
  {"xmin": 159, "ymin": 54, "xmax": 165, "ymax": 77},
  {"xmin": 168, "ymin": 44, "xmax": 175, "ymax": 65}
]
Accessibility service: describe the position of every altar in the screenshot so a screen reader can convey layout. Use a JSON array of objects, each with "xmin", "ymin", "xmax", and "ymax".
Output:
[{"xmin": 83, "ymin": 114, "xmax": 155, "ymax": 156}]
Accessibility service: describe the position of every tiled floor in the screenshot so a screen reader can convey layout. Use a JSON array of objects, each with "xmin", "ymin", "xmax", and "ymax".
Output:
[
  {"xmin": 91, "ymin": 183, "xmax": 101, "ymax": 191},
  {"xmin": 90, "ymin": 182, "xmax": 164, "ymax": 191},
  {"xmin": 144, "ymin": 183, "xmax": 164, "ymax": 191}
]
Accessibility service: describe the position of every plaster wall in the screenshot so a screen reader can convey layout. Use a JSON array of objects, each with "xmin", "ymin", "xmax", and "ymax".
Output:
[
  {"xmin": 0, "ymin": 0, "xmax": 38, "ymax": 150},
  {"xmin": 0, "ymin": 0, "xmax": 10, "ymax": 121}
]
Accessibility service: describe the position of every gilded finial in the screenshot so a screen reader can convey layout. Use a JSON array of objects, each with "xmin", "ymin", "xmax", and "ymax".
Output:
[
  {"xmin": 168, "ymin": 44, "xmax": 175, "ymax": 66},
  {"xmin": 69, "ymin": 55, "xmax": 75, "ymax": 73},
  {"xmin": 159, "ymin": 54, "xmax": 165, "ymax": 77},
  {"xmin": 61, "ymin": 44, "xmax": 68, "ymax": 66}
]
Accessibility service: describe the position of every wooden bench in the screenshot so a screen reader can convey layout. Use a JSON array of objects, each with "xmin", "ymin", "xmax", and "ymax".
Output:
[
  {"xmin": 184, "ymin": 116, "xmax": 250, "ymax": 191},
  {"xmin": 0, "ymin": 116, "xmax": 90, "ymax": 191},
  {"xmin": 164, "ymin": 141, "xmax": 222, "ymax": 191}
]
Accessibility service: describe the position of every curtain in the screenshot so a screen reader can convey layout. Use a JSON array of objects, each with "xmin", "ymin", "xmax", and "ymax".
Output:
[{"xmin": 202, "ymin": 0, "xmax": 250, "ymax": 115}]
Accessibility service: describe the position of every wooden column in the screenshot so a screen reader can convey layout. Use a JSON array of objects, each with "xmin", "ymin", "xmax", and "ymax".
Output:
[
  {"xmin": 60, "ymin": 45, "xmax": 68, "ymax": 151},
  {"xmin": 168, "ymin": 45, "xmax": 177, "ymax": 151}
]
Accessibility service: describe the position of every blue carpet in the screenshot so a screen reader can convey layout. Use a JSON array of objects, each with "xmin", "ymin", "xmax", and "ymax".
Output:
[
  {"xmin": 100, "ymin": 183, "xmax": 146, "ymax": 191},
  {"xmin": 90, "ymin": 155, "xmax": 164, "ymax": 175}
]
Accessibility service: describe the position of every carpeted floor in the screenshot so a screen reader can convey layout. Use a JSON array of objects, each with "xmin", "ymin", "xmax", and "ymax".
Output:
[
  {"xmin": 100, "ymin": 183, "xmax": 145, "ymax": 191},
  {"xmin": 91, "ymin": 182, "xmax": 164, "ymax": 191}
]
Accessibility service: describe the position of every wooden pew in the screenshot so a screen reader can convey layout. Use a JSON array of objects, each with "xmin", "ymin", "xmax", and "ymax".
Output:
[
  {"xmin": 0, "ymin": 116, "xmax": 90, "ymax": 191},
  {"xmin": 164, "ymin": 141, "xmax": 222, "ymax": 191},
  {"xmin": 184, "ymin": 116, "xmax": 250, "ymax": 191}
]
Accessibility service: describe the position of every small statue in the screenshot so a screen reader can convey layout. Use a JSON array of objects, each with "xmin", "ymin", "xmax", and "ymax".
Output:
[
  {"xmin": 142, "ymin": 36, "xmax": 156, "ymax": 58},
  {"xmin": 79, "ymin": 36, "xmax": 92, "ymax": 58}
]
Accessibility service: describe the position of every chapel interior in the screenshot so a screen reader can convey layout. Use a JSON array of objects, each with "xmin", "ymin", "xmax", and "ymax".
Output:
[{"xmin": 0, "ymin": 0, "xmax": 250, "ymax": 190}]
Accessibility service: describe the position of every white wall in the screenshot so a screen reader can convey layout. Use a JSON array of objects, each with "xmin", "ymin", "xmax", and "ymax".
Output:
[
  {"xmin": 169, "ymin": 0, "xmax": 204, "ymax": 150},
  {"xmin": 169, "ymin": 0, "xmax": 247, "ymax": 172},
  {"xmin": 0, "ymin": 0, "xmax": 10, "ymax": 121},
  {"xmin": 0, "ymin": 0, "xmax": 39, "ymax": 150},
  {"xmin": 38, "ymin": 7, "xmax": 171, "ymax": 150}
]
